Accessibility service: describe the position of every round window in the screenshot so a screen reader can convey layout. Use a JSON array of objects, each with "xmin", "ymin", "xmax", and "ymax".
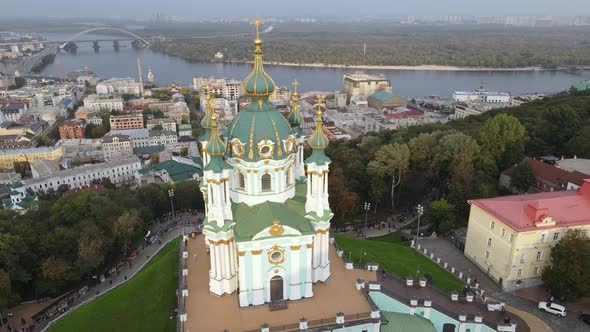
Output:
[
  {"xmin": 270, "ymin": 251, "xmax": 282, "ymax": 262},
  {"xmin": 261, "ymin": 146, "xmax": 271, "ymax": 154}
]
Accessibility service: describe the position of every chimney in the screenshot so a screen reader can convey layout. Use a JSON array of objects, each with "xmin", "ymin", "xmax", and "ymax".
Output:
[
  {"xmin": 580, "ymin": 179, "xmax": 590, "ymax": 198},
  {"xmin": 526, "ymin": 201, "xmax": 549, "ymax": 222}
]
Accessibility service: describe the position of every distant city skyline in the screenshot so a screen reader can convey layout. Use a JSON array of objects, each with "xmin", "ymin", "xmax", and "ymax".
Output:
[{"xmin": 2, "ymin": 0, "xmax": 590, "ymax": 18}]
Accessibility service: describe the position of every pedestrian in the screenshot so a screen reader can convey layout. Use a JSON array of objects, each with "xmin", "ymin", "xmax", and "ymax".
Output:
[
  {"xmin": 146, "ymin": 255, "xmax": 150, "ymax": 260},
  {"xmin": 109, "ymin": 279, "xmax": 113, "ymax": 285},
  {"xmin": 96, "ymin": 290, "xmax": 99, "ymax": 295},
  {"xmin": 194, "ymin": 253, "xmax": 197, "ymax": 261},
  {"xmin": 125, "ymin": 275, "xmax": 127, "ymax": 280}
]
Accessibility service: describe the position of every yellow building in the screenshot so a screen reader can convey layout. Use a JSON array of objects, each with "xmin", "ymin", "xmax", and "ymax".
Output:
[
  {"xmin": 0, "ymin": 147, "xmax": 64, "ymax": 170},
  {"xmin": 465, "ymin": 179, "xmax": 590, "ymax": 291}
]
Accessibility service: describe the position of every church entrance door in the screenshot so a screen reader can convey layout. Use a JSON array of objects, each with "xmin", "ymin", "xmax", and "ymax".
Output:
[{"xmin": 270, "ymin": 276, "xmax": 283, "ymax": 301}]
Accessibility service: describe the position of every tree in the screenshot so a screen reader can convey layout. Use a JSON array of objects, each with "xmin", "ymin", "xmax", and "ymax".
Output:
[
  {"xmin": 408, "ymin": 131, "xmax": 441, "ymax": 171},
  {"xmin": 0, "ymin": 269, "xmax": 20, "ymax": 310},
  {"xmin": 77, "ymin": 224, "xmax": 108, "ymax": 275},
  {"xmin": 368, "ymin": 143, "xmax": 410, "ymax": 214},
  {"xmin": 423, "ymin": 199, "xmax": 456, "ymax": 235},
  {"xmin": 41, "ymin": 256, "xmax": 74, "ymax": 281},
  {"xmin": 543, "ymin": 106, "xmax": 580, "ymax": 153},
  {"xmin": 480, "ymin": 114, "xmax": 526, "ymax": 165},
  {"xmin": 447, "ymin": 154, "xmax": 474, "ymax": 219},
  {"xmin": 328, "ymin": 167, "xmax": 359, "ymax": 223},
  {"xmin": 13, "ymin": 161, "xmax": 31, "ymax": 178},
  {"xmin": 179, "ymin": 147, "xmax": 188, "ymax": 156},
  {"xmin": 112, "ymin": 210, "xmax": 141, "ymax": 255},
  {"xmin": 542, "ymin": 229, "xmax": 590, "ymax": 300},
  {"xmin": 510, "ymin": 161, "xmax": 534, "ymax": 193}
]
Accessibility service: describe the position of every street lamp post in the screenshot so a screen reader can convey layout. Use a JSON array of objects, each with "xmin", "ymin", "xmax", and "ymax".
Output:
[
  {"xmin": 415, "ymin": 204, "xmax": 424, "ymax": 250},
  {"xmin": 363, "ymin": 202, "xmax": 371, "ymax": 237},
  {"xmin": 168, "ymin": 189, "xmax": 175, "ymax": 220}
]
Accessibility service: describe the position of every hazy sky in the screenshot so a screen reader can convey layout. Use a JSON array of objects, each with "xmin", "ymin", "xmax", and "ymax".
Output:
[{"xmin": 2, "ymin": 0, "xmax": 589, "ymax": 18}]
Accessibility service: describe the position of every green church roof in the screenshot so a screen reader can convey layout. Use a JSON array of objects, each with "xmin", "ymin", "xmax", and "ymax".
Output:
[
  {"xmin": 232, "ymin": 183, "xmax": 314, "ymax": 241},
  {"xmin": 369, "ymin": 91, "xmax": 395, "ymax": 102},
  {"xmin": 380, "ymin": 312, "xmax": 436, "ymax": 332},
  {"xmin": 224, "ymin": 100, "xmax": 293, "ymax": 162},
  {"xmin": 573, "ymin": 80, "xmax": 590, "ymax": 91},
  {"xmin": 243, "ymin": 38, "xmax": 275, "ymax": 97},
  {"xmin": 148, "ymin": 159, "xmax": 202, "ymax": 182}
]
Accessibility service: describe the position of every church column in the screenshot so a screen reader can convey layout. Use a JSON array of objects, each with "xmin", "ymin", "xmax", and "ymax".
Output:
[
  {"xmin": 238, "ymin": 251, "xmax": 248, "ymax": 306},
  {"xmin": 306, "ymin": 173, "xmax": 311, "ymax": 196},
  {"xmin": 214, "ymin": 244, "xmax": 222, "ymax": 279},
  {"xmin": 304, "ymin": 243, "xmax": 313, "ymax": 297},
  {"xmin": 222, "ymin": 242, "xmax": 231, "ymax": 279},
  {"xmin": 208, "ymin": 241, "xmax": 217, "ymax": 277},
  {"xmin": 251, "ymin": 250, "xmax": 264, "ymax": 305},
  {"xmin": 229, "ymin": 239, "xmax": 236, "ymax": 275},
  {"xmin": 289, "ymin": 245, "xmax": 302, "ymax": 300},
  {"xmin": 323, "ymin": 172, "xmax": 328, "ymax": 194}
]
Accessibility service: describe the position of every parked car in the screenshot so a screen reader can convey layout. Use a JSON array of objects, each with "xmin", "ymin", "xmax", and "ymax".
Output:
[
  {"xmin": 579, "ymin": 313, "xmax": 590, "ymax": 326},
  {"xmin": 538, "ymin": 302, "xmax": 567, "ymax": 317}
]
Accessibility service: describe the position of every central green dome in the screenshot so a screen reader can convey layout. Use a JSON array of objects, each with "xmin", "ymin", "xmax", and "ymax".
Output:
[{"xmin": 225, "ymin": 100, "xmax": 293, "ymax": 162}]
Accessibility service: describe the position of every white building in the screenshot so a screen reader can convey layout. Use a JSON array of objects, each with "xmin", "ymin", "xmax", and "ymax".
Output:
[
  {"xmin": 102, "ymin": 134, "xmax": 133, "ymax": 160},
  {"xmin": 453, "ymin": 85, "xmax": 511, "ymax": 103},
  {"xmin": 342, "ymin": 73, "xmax": 392, "ymax": 98},
  {"xmin": 146, "ymin": 118, "xmax": 177, "ymax": 132},
  {"xmin": 25, "ymin": 156, "xmax": 142, "ymax": 193},
  {"xmin": 0, "ymin": 103, "xmax": 27, "ymax": 123},
  {"xmin": 96, "ymin": 78, "xmax": 142, "ymax": 96},
  {"xmin": 108, "ymin": 128, "xmax": 178, "ymax": 149},
  {"xmin": 83, "ymin": 94, "xmax": 124, "ymax": 111}
]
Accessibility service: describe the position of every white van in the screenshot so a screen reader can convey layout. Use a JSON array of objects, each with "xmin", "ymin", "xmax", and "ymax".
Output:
[{"xmin": 538, "ymin": 302, "xmax": 567, "ymax": 317}]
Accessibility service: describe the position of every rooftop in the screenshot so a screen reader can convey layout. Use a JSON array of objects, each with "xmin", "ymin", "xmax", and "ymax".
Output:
[
  {"xmin": 24, "ymin": 156, "xmax": 140, "ymax": 187},
  {"xmin": 503, "ymin": 157, "xmax": 589, "ymax": 187},
  {"xmin": 557, "ymin": 158, "xmax": 590, "ymax": 176},
  {"xmin": 469, "ymin": 179, "xmax": 590, "ymax": 232},
  {"xmin": 184, "ymin": 234, "xmax": 376, "ymax": 332}
]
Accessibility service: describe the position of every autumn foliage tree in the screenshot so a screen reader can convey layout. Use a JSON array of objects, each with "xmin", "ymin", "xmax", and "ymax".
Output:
[{"xmin": 328, "ymin": 167, "xmax": 359, "ymax": 223}]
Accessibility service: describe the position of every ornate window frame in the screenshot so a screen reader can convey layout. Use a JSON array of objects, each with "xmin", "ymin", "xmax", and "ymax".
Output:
[{"xmin": 257, "ymin": 139, "xmax": 275, "ymax": 159}]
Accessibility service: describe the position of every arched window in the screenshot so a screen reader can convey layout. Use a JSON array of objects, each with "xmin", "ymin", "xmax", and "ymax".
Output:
[
  {"xmin": 238, "ymin": 171, "xmax": 245, "ymax": 190},
  {"xmin": 286, "ymin": 167, "xmax": 292, "ymax": 187},
  {"xmin": 261, "ymin": 173, "xmax": 272, "ymax": 192}
]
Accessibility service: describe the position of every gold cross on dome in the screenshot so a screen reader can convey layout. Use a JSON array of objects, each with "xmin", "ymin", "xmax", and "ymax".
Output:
[
  {"xmin": 250, "ymin": 17, "xmax": 264, "ymax": 40},
  {"xmin": 315, "ymin": 95, "xmax": 324, "ymax": 105},
  {"xmin": 292, "ymin": 80, "xmax": 299, "ymax": 93}
]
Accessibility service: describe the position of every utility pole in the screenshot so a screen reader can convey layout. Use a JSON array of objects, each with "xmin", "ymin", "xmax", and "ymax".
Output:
[
  {"xmin": 168, "ymin": 189, "xmax": 175, "ymax": 220},
  {"xmin": 363, "ymin": 202, "xmax": 371, "ymax": 237}
]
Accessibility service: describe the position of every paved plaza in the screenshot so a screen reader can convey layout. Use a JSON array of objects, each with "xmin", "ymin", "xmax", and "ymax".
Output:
[{"xmin": 183, "ymin": 234, "xmax": 377, "ymax": 332}]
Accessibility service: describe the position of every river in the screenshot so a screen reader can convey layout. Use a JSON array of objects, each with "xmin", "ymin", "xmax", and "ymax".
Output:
[{"xmin": 11, "ymin": 33, "xmax": 590, "ymax": 98}]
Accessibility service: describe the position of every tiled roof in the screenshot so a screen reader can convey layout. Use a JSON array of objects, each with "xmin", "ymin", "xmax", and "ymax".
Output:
[
  {"xmin": 469, "ymin": 179, "xmax": 590, "ymax": 232},
  {"xmin": 503, "ymin": 157, "xmax": 589, "ymax": 187},
  {"xmin": 368, "ymin": 91, "xmax": 395, "ymax": 102}
]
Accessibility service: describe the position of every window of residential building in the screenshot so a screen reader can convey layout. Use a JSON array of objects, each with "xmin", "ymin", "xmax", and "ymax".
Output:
[
  {"xmin": 583, "ymin": 230, "xmax": 588, "ymax": 238},
  {"xmin": 485, "ymin": 251, "xmax": 490, "ymax": 259},
  {"xmin": 536, "ymin": 251, "xmax": 543, "ymax": 261},
  {"xmin": 490, "ymin": 221, "xmax": 495, "ymax": 230},
  {"xmin": 509, "ymin": 234, "xmax": 514, "ymax": 242},
  {"xmin": 540, "ymin": 233, "xmax": 546, "ymax": 242},
  {"xmin": 487, "ymin": 238, "xmax": 492, "ymax": 247},
  {"xmin": 517, "ymin": 269, "xmax": 523, "ymax": 277},
  {"xmin": 534, "ymin": 266, "xmax": 540, "ymax": 275},
  {"xmin": 520, "ymin": 254, "xmax": 526, "ymax": 264},
  {"xmin": 553, "ymin": 232, "xmax": 559, "ymax": 241},
  {"xmin": 501, "ymin": 228, "xmax": 505, "ymax": 237}
]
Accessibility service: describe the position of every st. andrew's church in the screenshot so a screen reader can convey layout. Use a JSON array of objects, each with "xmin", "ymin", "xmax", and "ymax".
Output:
[{"xmin": 198, "ymin": 21, "xmax": 333, "ymax": 307}]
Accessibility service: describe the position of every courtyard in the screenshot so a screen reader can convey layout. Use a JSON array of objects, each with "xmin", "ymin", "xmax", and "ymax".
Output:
[{"xmin": 183, "ymin": 233, "xmax": 377, "ymax": 332}]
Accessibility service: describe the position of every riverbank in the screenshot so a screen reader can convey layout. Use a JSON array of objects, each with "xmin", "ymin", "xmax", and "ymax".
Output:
[{"xmin": 230, "ymin": 59, "xmax": 590, "ymax": 72}]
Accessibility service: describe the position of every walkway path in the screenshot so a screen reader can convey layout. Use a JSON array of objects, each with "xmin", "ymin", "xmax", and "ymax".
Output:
[
  {"xmin": 0, "ymin": 212, "xmax": 202, "ymax": 332},
  {"xmin": 417, "ymin": 238, "xmax": 500, "ymax": 292}
]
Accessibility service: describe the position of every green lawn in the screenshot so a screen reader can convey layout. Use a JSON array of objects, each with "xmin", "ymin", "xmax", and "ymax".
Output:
[
  {"xmin": 334, "ymin": 233, "xmax": 464, "ymax": 293},
  {"xmin": 49, "ymin": 238, "xmax": 180, "ymax": 332}
]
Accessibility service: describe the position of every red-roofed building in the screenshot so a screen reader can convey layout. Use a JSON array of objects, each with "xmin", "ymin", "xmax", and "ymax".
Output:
[
  {"xmin": 500, "ymin": 157, "xmax": 589, "ymax": 192},
  {"xmin": 464, "ymin": 179, "xmax": 590, "ymax": 291}
]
